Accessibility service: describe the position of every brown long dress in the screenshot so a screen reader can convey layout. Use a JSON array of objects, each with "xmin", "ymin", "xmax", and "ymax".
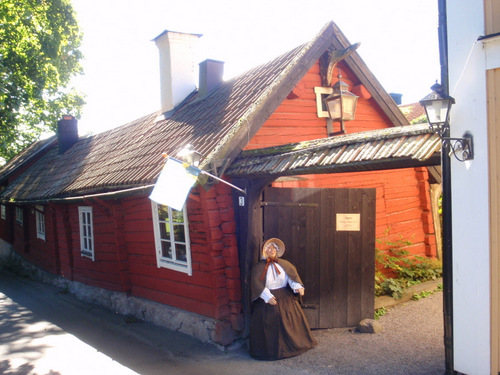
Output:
[{"xmin": 249, "ymin": 260, "xmax": 317, "ymax": 360}]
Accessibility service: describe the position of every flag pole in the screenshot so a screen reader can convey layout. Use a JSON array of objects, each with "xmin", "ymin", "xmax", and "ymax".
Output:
[
  {"xmin": 164, "ymin": 155, "xmax": 246, "ymax": 195},
  {"xmin": 198, "ymin": 169, "xmax": 246, "ymax": 194}
]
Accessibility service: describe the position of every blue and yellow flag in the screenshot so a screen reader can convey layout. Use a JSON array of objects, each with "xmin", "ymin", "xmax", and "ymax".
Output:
[{"xmin": 149, "ymin": 157, "xmax": 199, "ymax": 211}]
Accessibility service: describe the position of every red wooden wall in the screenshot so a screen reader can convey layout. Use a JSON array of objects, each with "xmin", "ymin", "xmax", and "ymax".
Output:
[
  {"xmin": 122, "ymin": 182, "xmax": 243, "ymax": 344},
  {"xmin": 0, "ymin": 205, "xmax": 13, "ymax": 244},
  {"xmin": 0, "ymin": 53, "xmax": 435, "ymax": 347},
  {"xmin": 244, "ymin": 59, "xmax": 437, "ymax": 259},
  {"xmin": 0, "ymin": 179, "xmax": 243, "ymax": 346},
  {"xmin": 8, "ymin": 206, "xmax": 58, "ymax": 274},
  {"xmin": 245, "ymin": 60, "xmax": 389, "ymax": 149},
  {"xmin": 272, "ymin": 168, "xmax": 437, "ymax": 258}
]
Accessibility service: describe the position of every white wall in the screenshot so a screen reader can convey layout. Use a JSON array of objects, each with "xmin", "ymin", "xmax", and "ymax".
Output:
[{"xmin": 447, "ymin": 1, "xmax": 491, "ymax": 374}]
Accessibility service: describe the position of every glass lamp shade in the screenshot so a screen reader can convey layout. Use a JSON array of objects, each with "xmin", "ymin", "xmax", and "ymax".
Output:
[
  {"xmin": 419, "ymin": 83, "xmax": 455, "ymax": 131},
  {"xmin": 324, "ymin": 84, "xmax": 358, "ymax": 121}
]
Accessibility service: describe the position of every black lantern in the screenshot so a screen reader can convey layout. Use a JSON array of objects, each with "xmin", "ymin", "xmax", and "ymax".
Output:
[
  {"xmin": 419, "ymin": 82, "xmax": 473, "ymax": 162},
  {"xmin": 324, "ymin": 70, "xmax": 358, "ymax": 135},
  {"xmin": 419, "ymin": 82, "xmax": 455, "ymax": 134}
]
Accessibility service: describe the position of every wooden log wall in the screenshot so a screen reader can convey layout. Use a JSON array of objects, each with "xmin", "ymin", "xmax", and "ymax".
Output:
[
  {"xmin": 245, "ymin": 60, "xmax": 389, "ymax": 150},
  {"xmin": 67, "ymin": 201, "xmax": 127, "ymax": 292},
  {"xmin": 0, "ymin": 205, "xmax": 13, "ymax": 243},
  {"xmin": 121, "ymin": 183, "xmax": 243, "ymax": 345},
  {"xmin": 9, "ymin": 206, "xmax": 57, "ymax": 274},
  {"xmin": 272, "ymin": 167, "xmax": 437, "ymax": 259},
  {"xmin": 0, "ymin": 182, "xmax": 244, "ymax": 345},
  {"xmin": 243, "ymin": 57, "xmax": 437, "ymax": 261}
]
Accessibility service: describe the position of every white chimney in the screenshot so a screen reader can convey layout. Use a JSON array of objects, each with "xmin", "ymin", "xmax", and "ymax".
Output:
[{"xmin": 154, "ymin": 30, "xmax": 201, "ymax": 113}]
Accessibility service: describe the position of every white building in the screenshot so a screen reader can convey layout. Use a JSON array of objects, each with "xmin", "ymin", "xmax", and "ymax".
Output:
[{"xmin": 445, "ymin": 0, "xmax": 500, "ymax": 373}]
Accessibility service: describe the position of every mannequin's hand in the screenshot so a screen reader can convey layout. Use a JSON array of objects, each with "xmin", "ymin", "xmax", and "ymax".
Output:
[
  {"xmin": 295, "ymin": 288, "xmax": 305, "ymax": 296},
  {"xmin": 268, "ymin": 297, "xmax": 277, "ymax": 305}
]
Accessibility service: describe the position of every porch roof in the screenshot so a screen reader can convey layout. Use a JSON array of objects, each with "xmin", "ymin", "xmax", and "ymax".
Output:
[{"xmin": 226, "ymin": 124, "xmax": 441, "ymax": 177}]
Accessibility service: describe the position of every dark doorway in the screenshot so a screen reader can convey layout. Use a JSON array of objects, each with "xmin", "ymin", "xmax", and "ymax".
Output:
[{"xmin": 262, "ymin": 187, "xmax": 376, "ymax": 328}]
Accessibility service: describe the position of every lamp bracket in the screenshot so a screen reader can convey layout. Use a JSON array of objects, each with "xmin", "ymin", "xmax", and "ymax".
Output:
[
  {"xmin": 327, "ymin": 118, "xmax": 346, "ymax": 136},
  {"xmin": 442, "ymin": 132, "xmax": 474, "ymax": 162}
]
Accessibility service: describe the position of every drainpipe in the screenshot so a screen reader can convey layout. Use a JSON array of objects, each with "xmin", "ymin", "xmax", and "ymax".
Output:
[{"xmin": 437, "ymin": 0, "xmax": 454, "ymax": 373}]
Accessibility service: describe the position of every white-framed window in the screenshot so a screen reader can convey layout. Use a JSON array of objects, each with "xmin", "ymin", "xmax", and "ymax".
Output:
[
  {"xmin": 151, "ymin": 202, "xmax": 192, "ymax": 275},
  {"xmin": 15, "ymin": 206, "xmax": 23, "ymax": 226},
  {"xmin": 314, "ymin": 86, "xmax": 334, "ymax": 118},
  {"xmin": 35, "ymin": 206, "xmax": 46, "ymax": 240},
  {"xmin": 1, "ymin": 205, "xmax": 5, "ymax": 220},
  {"xmin": 78, "ymin": 206, "xmax": 94, "ymax": 260}
]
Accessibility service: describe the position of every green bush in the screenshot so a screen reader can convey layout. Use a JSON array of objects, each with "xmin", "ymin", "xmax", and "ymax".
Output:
[
  {"xmin": 375, "ymin": 233, "xmax": 442, "ymax": 299},
  {"xmin": 374, "ymin": 307, "xmax": 387, "ymax": 320}
]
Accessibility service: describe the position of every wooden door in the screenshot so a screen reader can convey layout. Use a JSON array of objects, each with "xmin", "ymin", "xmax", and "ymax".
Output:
[{"xmin": 262, "ymin": 187, "xmax": 375, "ymax": 328}]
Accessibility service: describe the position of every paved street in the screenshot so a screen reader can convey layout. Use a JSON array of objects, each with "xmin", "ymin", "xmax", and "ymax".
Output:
[{"xmin": 0, "ymin": 270, "xmax": 444, "ymax": 375}]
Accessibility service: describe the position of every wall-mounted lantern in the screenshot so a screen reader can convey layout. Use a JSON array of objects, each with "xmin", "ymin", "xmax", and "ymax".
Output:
[
  {"xmin": 419, "ymin": 82, "xmax": 474, "ymax": 162},
  {"xmin": 323, "ymin": 70, "xmax": 358, "ymax": 135}
]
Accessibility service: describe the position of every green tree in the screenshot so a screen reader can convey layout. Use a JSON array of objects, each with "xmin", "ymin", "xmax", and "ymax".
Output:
[{"xmin": 0, "ymin": 0, "xmax": 84, "ymax": 162}]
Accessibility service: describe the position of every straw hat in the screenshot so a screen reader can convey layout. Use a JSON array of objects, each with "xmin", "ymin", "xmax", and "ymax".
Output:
[{"xmin": 262, "ymin": 238, "xmax": 285, "ymax": 258}]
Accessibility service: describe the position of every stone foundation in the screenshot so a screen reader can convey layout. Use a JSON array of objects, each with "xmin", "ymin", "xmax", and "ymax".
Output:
[
  {"xmin": 0, "ymin": 239, "xmax": 12, "ymax": 264},
  {"xmin": 5, "ymin": 250, "xmax": 243, "ymax": 350}
]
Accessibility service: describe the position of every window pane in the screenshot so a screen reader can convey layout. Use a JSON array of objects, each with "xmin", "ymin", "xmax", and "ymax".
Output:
[
  {"xmin": 36, "ymin": 211, "xmax": 45, "ymax": 237},
  {"xmin": 176, "ymin": 244, "xmax": 187, "ymax": 262},
  {"xmin": 173, "ymin": 224, "xmax": 185, "ymax": 242},
  {"xmin": 171, "ymin": 210, "xmax": 184, "ymax": 223},
  {"xmin": 159, "ymin": 222, "xmax": 170, "ymax": 239},
  {"xmin": 152, "ymin": 202, "xmax": 191, "ymax": 274},
  {"xmin": 161, "ymin": 241, "xmax": 172, "ymax": 259},
  {"xmin": 158, "ymin": 205, "xmax": 169, "ymax": 221}
]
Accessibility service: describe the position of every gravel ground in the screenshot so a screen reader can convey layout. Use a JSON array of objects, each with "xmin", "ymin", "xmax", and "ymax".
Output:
[
  {"xmin": 204, "ymin": 291, "xmax": 445, "ymax": 375},
  {"xmin": 275, "ymin": 291, "xmax": 445, "ymax": 375},
  {"xmin": 0, "ymin": 270, "xmax": 444, "ymax": 375}
]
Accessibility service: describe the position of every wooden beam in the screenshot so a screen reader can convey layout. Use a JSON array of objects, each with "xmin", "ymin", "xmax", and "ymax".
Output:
[
  {"xmin": 227, "ymin": 154, "xmax": 442, "ymax": 179},
  {"xmin": 487, "ymin": 68, "xmax": 500, "ymax": 375},
  {"xmin": 231, "ymin": 176, "xmax": 273, "ymax": 338}
]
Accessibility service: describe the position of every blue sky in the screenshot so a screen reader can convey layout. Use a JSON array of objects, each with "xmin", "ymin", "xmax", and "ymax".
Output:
[{"xmin": 71, "ymin": 0, "xmax": 440, "ymax": 135}]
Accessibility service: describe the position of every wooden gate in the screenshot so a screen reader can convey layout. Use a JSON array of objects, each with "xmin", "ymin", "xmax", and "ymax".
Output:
[{"xmin": 262, "ymin": 187, "xmax": 376, "ymax": 328}]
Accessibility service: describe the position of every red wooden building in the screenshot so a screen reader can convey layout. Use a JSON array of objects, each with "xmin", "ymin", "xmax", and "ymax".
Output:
[{"xmin": 0, "ymin": 22, "xmax": 441, "ymax": 347}]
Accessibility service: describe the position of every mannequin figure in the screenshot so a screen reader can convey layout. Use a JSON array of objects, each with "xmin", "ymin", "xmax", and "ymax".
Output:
[{"xmin": 249, "ymin": 238, "xmax": 317, "ymax": 360}]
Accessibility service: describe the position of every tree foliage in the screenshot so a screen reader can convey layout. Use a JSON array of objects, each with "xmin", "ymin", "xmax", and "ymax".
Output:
[{"xmin": 0, "ymin": 0, "xmax": 85, "ymax": 162}]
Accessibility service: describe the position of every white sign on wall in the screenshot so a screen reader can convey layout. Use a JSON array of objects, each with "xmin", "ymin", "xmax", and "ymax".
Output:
[{"xmin": 336, "ymin": 213, "xmax": 361, "ymax": 231}]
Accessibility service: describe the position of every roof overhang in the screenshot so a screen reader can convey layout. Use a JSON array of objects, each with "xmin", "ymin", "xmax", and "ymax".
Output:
[{"xmin": 226, "ymin": 124, "xmax": 441, "ymax": 177}]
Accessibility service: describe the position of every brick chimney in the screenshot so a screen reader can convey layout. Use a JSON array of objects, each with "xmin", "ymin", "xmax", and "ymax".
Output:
[
  {"xmin": 198, "ymin": 59, "xmax": 224, "ymax": 97},
  {"xmin": 153, "ymin": 30, "xmax": 201, "ymax": 113},
  {"xmin": 57, "ymin": 115, "xmax": 78, "ymax": 154}
]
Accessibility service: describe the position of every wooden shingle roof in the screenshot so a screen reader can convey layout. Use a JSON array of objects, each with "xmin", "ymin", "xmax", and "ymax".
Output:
[
  {"xmin": 226, "ymin": 124, "xmax": 441, "ymax": 177},
  {"xmin": 0, "ymin": 21, "xmax": 413, "ymax": 203},
  {"xmin": 0, "ymin": 136, "xmax": 56, "ymax": 185}
]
